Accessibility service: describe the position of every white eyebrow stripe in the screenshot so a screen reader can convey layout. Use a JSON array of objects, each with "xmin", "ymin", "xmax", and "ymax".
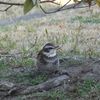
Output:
[
  {"xmin": 43, "ymin": 51, "xmax": 56, "ymax": 57},
  {"xmin": 44, "ymin": 46, "xmax": 54, "ymax": 48},
  {"xmin": 43, "ymin": 49, "xmax": 57, "ymax": 57}
]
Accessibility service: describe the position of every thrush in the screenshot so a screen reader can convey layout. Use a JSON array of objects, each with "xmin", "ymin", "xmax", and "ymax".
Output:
[{"xmin": 37, "ymin": 43, "xmax": 60, "ymax": 73}]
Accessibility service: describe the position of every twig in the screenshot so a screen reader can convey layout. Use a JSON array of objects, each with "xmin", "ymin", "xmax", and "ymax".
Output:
[
  {"xmin": 0, "ymin": 5, "xmax": 12, "ymax": 11},
  {"xmin": 40, "ymin": 0, "xmax": 59, "ymax": 5},
  {"xmin": 0, "ymin": 1, "xmax": 24, "ymax": 6},
  {"xmin": 0, "ymin": 1, "xmax": 23, "ymax": 11},
  {"xmin": 40, "ymin": 1, "xmax": 96, "ymax": 14},
  {"xmin": 27, "ymin": 36, "xmax": 38, "ymax": 52},
  {"xmin": 1, "ymin": 87, "xmax": 18, "ymax": 100},
  {"xmin": 0, "ymin": 0, "xmax": 57, "ymax": 6},
  {"xmin": 0, "ymin": 74, "xmax": 69, "ymax": 97},
  {"xmin": 21, "ymin": 36, "xmax": 38, "ymax": 59},
  {"xmin": 56, "ymin": 1, "xmax": 96, "ymax": 11},
  {"xmin": 40, "ymin": 0, "xmax": 72, "ymax": 14},
  {"xmin": 0, "ymin": 1, "xmax": 96, "ymax": 13},
  {"xmin": 0, "ymin": 36, "xmax": 37, "ymax": 58}
]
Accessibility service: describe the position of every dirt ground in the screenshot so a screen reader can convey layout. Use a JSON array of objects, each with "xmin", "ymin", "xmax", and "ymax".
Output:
[{"xmin": 0, "ymin": 56, "xmax": 100, "ymax": 100}]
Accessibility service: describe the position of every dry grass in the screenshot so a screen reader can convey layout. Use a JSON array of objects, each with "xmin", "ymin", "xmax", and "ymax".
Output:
[
  {"xmin": 0, "ymin": 4, "xmax": 100, "ymax": 58},
  {"xmin": 0, "ymin": 2, "xmax": 100, "ymax": 100}
]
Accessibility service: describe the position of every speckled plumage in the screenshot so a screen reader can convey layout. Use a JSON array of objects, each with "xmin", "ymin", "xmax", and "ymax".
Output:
[{"xmin": 37, "ymin": 43, "xmax": 59, "ymax": 72}]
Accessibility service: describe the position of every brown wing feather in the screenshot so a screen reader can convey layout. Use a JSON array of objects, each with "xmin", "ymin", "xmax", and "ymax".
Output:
[{"xmin": 37, "ymin": 50, "xmax": 42, "ymax": 59}]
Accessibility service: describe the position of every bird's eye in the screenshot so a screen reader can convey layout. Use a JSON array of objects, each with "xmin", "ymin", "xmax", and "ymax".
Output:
[
  {"xmin": 43, "ymin": 48, "xmax": 50, "ymax": 52},
  {"xmin": 48, "ymin": 47, "xmax": 53, "ymax": 49}
]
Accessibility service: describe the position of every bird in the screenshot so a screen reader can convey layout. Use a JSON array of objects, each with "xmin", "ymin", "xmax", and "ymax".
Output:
[{"xmin": 37, "ymin": 43, "xmax": 60, "ymax": 73}]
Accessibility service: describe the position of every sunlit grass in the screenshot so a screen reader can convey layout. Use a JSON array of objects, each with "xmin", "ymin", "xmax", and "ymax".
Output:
[
  {"xmin": 0, "ymin": 8, "xmax": 100, "ymax": 68},
  {"xmin": 70, "ymin": 16, "xmax": 100, "ymax": 24},
  {"xmin": 66, "ymin": 79, "xmax": 100, "ymax": 99}
]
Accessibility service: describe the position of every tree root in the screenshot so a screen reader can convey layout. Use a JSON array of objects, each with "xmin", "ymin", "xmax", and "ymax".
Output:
[{"xmin": 0, "ymin": 74, "xmax": 69, "ymax": 99}]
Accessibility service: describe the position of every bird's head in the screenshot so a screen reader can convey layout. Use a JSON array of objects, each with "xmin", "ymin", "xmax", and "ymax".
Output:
[{"xmin": 42, "ymin": 43, "xmax": 59, "ymax": 57}]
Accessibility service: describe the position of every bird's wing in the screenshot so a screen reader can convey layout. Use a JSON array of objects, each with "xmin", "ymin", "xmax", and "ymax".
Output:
[{"xmin": 37, "ymin": 50, "xmax": 42, "ymax": 59}]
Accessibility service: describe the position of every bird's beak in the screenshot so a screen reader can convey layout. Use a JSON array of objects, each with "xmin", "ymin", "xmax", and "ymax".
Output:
[
  {"xmin": 53, "ymin": 46, "xmax": 62, "ymax": 51},
  {"xmin": 53, "ymin": 46, "xmax": 59, "ymax": 49}
]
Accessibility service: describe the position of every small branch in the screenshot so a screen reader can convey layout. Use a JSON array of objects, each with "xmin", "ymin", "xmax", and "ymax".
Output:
[
  {"xmin": 40, "ymin": 0, "xmax": 59, "ymax": 5},
  {"xmin": 0, "ymin": 1, "xmax": 24, "ymax": 11},
  {"xmin": 40, "ymin": 1, "xmax": 96, "ymax": 14},
  {"xmin": 5, "ymin": 5, "xmax": 12, "ymax": 11},
  {"xmin": 0, "ymin": 74, "xmax": 69, "ymax": 99},
  {"xmin": 27, "ymin": 36, "xmax": 38, "ymax": 52},
  {"xmin": 0, "ymin": 1, "xmax": 24, "ymax": 6},
  {"xmin": 1, "ymin": 86, "xmax": 21, "ymax": 100},
  {"xmin": 0, "ymin": 0, "xmax": 57, "ymax": 6},
  {"xmin": 18, "ymin": 75, "xmax": 69, "ymax": 95},
  {"xmin": 40, "ymin": 1, "xmax": 80, "ymax": 14},
  {"xmin": 0, "ymin": 1, "xmax": 96, "ymax": 13},
  {"xmin": 0, "ymin": 5, "xmax": 12, "ymax": 12},
  {"xmin": 0, "ymin": 36, "xmax": 37, "ymax": 58}
]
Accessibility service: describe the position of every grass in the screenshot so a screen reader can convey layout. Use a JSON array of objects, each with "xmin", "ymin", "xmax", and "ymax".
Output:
[
  {"xmin": 0, "ymin": 2, "xmax": 100, "ymax": 100},
  {"xmin": 10, "ymin": 71, "xmax": 47, "ymax": 85},
  {"xmin": 72, "ymin": 79, "xmax": 99, "ymax": 96},
  {"xmin": 66, "ymin": 79, "xmax": 100, "ymax": 99},
  {"xmin": 9, "ymin": 79, "xmax": 100, "ymax": 100},
  {"xmin": 70, "ymin": 16, "xmax": 100, "ymax": 24}
]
